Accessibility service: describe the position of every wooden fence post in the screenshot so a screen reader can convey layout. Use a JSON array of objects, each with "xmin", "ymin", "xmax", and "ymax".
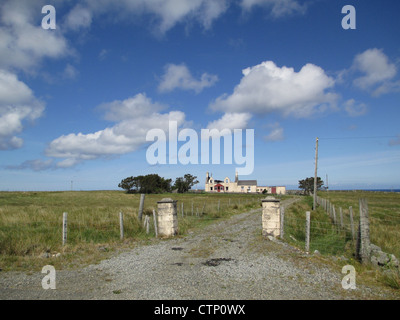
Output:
[
  {"xmin": 332, "ymin": 205, "xmax": 337, "ymax": 225},
  {"xmin": 145, "ymin": 216, "xmax": 150, "ymax": 234},
  {"xmin": 153, "ymin": 209, "xmax": 158, "ymax": 238},
  {"xmin": 339, "ymin": 207, "xmax": 344, "ymax": 229},
  {"xmin": 349, "ymin": 206, "xmax": 355, "ymax": 240},
  {"xmin": 119, "ymin": 212, "xmax": 124, "ymax": 240},
  {"xmin": 280, "ymin": 206, "xmax": 285, "ymax": 240},
  {"xmin": 305, "ymin": 211, "xmax": 311, "ymax": 254},
  {"xmin": 138, "ymin": 194, "xmax": 145, "ymax": 221},
  {"xmin": 62, "ymin": 212, "xmax": 68, "ymax": 246}
]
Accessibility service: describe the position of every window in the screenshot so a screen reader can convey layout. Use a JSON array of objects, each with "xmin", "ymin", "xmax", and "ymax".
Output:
[
  {"xmin": 226, "ymin": 187, "xmax": 229, "ymax": 191},
  {"xmin": 210, "ymin": 187, "xmax": 213, "ymax": 191},
  {"xmin": 225, "ymin": 179, "xmax": 229, "ymax": 183}
]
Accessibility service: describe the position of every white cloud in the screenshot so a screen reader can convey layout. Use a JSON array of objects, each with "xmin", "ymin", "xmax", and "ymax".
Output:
[
  {"xmin": 63, "ymin": 64, "xmax": 79, "ymax": 79},
  {"xmin": 206, "ymin": 112, "xmax": 252, "ymax": 131},
  {"xmin": 7, "ymin": 159, "xmax": 54, "ymax": 171},
  {"xmin": 264, "ymin": 122, "xmax": 284, "ymax": 141},
  {"xmin": 158, "ymin": 63, "xmax": 218, "ymax": 93},
  {"xmin": 240, "ymin": 0, "xmax": 307, "ymax": 17},
  {"xmin": 210, "ymin": 60, "xmax": 337, "ymax": 118},
  {"xmin": 0, "ymin": 69, "xmax": 45, "ymax": 150},
  {"xmin": 68, "ymin": 0, "xmax": 229, "ymax": 34},
  {"xmin": 0, "ymin": 0, "xmax": 70, "ymax": 72},
  {"xmin": 344, "ymin": 99, "xmax": 367, "ymax": 117},
  {"xmin": 352, "ymin": 48, "xmax": 399, "ymax": 96},
  {"xmin": 100, "ymin": 93, "xmax": 166, "ymax": 121},
  {"xmin": 45, "ymin": 93, "xmax": 186, "ymax": 167},
  {"xmin": 64, "ymin": 4, "xmax": 92, "ymax": 31}
]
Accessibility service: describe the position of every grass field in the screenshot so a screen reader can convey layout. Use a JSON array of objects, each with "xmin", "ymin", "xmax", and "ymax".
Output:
[
  {"xmin": 318, "ymin": 191, "xmax": 400, "ymax": 259},
  {"xmin": 0, "ymin": 191, "xmax": 270, "ymax": 271},
  {"xmin": 284, "ymin": 191, "xmax": 400, "ymax": 258},
  {"xmin": 283, "ymin": 192, "xmax": 400, "ymax": 289}
]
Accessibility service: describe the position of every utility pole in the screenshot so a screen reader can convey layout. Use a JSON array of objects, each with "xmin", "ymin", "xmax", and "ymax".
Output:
[
  {"xmin": 313, "ymin": 137, "xmax": 319, "ymax": 211},
  {"xmin": 326, "ymin": 174, "xmax": 328, "ymax": 193}
]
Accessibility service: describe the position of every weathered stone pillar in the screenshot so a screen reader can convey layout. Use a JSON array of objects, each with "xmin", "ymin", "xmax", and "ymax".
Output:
[
  {"xmin": 261, "ymin": 196, "xmax": 281, "ymax": 238},
  {"xmin": 157, "ymin": 198, "xmax": 178, "ymax": 238}
]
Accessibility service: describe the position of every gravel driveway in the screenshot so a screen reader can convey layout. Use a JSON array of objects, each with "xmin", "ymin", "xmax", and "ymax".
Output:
[{"xmin": 0, "ymin": 198, "xmax": 398, "ymax": 300}]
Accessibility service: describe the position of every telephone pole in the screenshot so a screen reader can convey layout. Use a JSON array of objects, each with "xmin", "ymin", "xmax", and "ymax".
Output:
[{"xmin": 313, "ymin": 137, "xmax": 319, "ymax": 211}]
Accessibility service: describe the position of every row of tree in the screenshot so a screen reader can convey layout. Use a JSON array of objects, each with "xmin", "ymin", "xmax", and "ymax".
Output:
[
  {"xmin": 118, "ymin": 173, "xmax": 199, "ymax": 194},
  {"xmin": 119, "ymin": 174, "xmax": 323, "ymax": 195}
]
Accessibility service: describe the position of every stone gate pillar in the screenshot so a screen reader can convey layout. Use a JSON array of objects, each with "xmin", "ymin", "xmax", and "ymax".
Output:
[
  {"xmin": 262, "ymin": 196, "xmax": 281, "ymax": 238},
  {"xmin": 157, "ymin": 198, "xmax": 178, "ymax": 238}
]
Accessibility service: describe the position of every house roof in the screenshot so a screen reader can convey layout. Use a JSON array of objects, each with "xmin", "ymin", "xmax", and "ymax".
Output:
[{"xmin": 237, "ymin": 180, "xmax": 257, "ymax": 186}]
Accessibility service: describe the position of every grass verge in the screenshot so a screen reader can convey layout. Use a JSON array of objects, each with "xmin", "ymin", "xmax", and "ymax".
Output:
[{"xmin": 0, "ymin": 191, "xmax": 266, "ymax": 271}]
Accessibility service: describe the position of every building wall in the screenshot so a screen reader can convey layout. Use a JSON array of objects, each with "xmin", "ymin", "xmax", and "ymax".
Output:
[
  {"xmin": 205, "ymin": 176, "xmax": 257, "ymax": 193},
  {"xmin": 205, "ymin": 172, "xmax": 286, "ymax": 194},
  {"xmin": 256, "ymin": 186, "xmax": 286, "ymax": 195}
]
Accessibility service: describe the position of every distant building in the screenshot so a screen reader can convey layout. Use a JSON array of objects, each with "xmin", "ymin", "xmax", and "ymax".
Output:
[{"xmin": 205, "ymin": 171, "xmax": 286, "ymax": 194}]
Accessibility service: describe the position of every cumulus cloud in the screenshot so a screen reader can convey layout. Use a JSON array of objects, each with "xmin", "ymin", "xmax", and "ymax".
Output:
[
  {"xmin": 210, "ymin": 60, "xmax": 337, "ymax": 118},
  {"xmin": 206, "ymin": 112, "xmax": 252, "ymax": 131},
  {"xmin": 240, "ymin": 0, "xmax": 307, "ymax": 17},
  {"xmin": 64, "ymin": 4, "xmax": 93, "ymax": 31},
  {"xmin": 45, "ymin": 93, "xmax": 186, "ymax": 167},
  {"xmin": 0, "ymin": 69, "xmax": 45, "ymax": 150},
  {"xmin": 352, "ymin": 48, "xmax": 400, "ymax": 96},
  {"xmin": 158, "ymin": 63, "xmax": 218, "ymax": 93},
  {"xmin": 66, "ymin": 0, "xmax": 229, "ymax": 34},
  {"xmin": 0, "ymin": 0, "xmax": 70, "ymax": 72}
]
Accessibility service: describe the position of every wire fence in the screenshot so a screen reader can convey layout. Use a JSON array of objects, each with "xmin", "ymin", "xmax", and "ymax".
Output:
[
  {"xmin": 281, "ymin": 196, "xmax": 358, "ymax": 256},
  {"xmin": 58, "ymin": 194, "xmax": 266, "ymax": 245},
  {"xmin": 281, "ymin": 194, "xmax": 400, "ymax": 261}
]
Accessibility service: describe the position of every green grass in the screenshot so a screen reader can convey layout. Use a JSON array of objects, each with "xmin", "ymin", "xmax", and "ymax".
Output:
[
  {"xmin": 0, "ymin": 190, "xmax": 267, "ymax": 271},
  {"xmin": 285, "ymin": 192, "xmax": 400, "ymax": 260},
  {"xmin": 318, "ymin": 191, "xmax": 400, "ymax": 259},
  {"xmin": 284, "ymin": 196, "xmax": 354, "ymax": 256},
  {"xmin": 283, "ymin": 192, "xmax": 400, "ymax": 290}
]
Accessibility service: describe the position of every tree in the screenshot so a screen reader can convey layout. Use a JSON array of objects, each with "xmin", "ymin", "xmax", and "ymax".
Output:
[
  {"xmin": 118, "ymin": 174, "xmax": 172, "ymax": 194},
  {"xmin": 118, "ymin": 176, "xmax": 135, "ymax": 193},
  {"xmin": 298, "ymin": 177, "xmax": 324, "ymax": 195},
  {"xmin": 173, "ymin": 174, "xmax": 199, "ymax": 193}
]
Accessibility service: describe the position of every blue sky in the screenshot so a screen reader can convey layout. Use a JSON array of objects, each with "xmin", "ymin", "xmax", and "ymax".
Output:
[{"xmin": 1, "ymin": 0, "xmax": 400, "ymax": 191}]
